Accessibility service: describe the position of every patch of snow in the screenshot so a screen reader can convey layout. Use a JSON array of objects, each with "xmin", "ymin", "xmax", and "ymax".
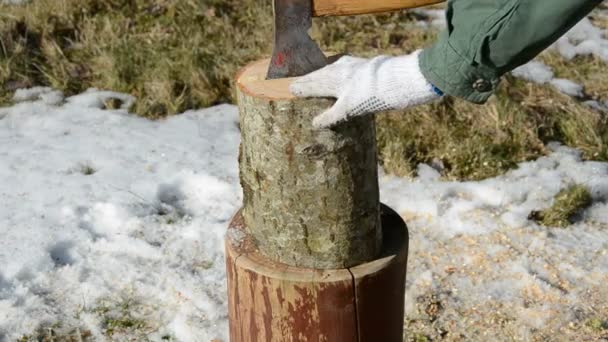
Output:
[
  {"xmin": 416, "ymin": 163, "xmax": 441, "ymax": 181},
  {"xmin": 382, "ymin": 143, "xmax": 608, "ymax": 236},
  {"xmin": 586, "ymin": 202, "xmax": 608, "ymax": 223},
  {"xmin": 555, "ymin": 18, "xmax": 608, "ymax": 62},
  {"xmin": 511, "ymin": 61, "xmax": 554, "ymax": 84},
  {"xmin": 65, "ymin": 88, "xmax": 135, "ymax": 110},
  {"xmin": 0, "ymin": 93, "xmax": 241, "ymax": 341},
  {"xmin": 380, "ymin": 142, "xmax": 608, "ymax": 336},
  {"xmin": 583, "ymin": 99, "xmax": 608, "ymax": 111},
  {"xmin": 550, "ymin": 78, "xmax": 584, "ymax": 97},
  {"xmin": 13, "ymin": 87, "xmax": 64, "ymax": 106},
  {"xmin": 511, "ymin": 61, "xmax": 586, "ymax": 98},
  {"xmin": 508, "ymin": 11, "xmax": 608, "ymax": 101}
]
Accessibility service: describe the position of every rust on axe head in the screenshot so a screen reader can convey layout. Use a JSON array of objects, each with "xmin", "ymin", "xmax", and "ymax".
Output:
[{"xmin": 267, "ymin": 0, "xmax": 328, "ymax": 80}]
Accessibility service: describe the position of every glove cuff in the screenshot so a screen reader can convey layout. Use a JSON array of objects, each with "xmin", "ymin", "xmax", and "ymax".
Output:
[{"xmin": 376, "ymin": 50, "xmax": 441, "ymax": 109}]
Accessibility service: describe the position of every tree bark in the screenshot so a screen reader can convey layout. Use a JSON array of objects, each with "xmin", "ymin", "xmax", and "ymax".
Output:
[{"xmin": 236, "ymin": 59, "xmax": 381, "ymax": 269}]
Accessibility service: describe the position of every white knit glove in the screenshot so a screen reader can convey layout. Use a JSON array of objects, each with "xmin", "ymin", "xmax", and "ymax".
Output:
[{"xmin": 290, "ymin": 50, "xmax": 441, "ymax": 129}]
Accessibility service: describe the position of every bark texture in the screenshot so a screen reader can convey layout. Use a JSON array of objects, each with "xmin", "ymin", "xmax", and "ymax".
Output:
[{"xmin": 237, "ymin": 59, "xmax": 381, "ymax": 269}]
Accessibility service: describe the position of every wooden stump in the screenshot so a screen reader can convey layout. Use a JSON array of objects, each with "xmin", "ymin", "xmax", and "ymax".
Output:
[
  {"xmin": 226, "ymin": 204, "xmax": 408, "ymax": 342},
  {"xmin": 237, "ymin": 59, "xmax": 381, "ymax": 269}
]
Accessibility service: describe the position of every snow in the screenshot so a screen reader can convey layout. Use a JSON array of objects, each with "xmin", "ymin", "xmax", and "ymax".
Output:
[
  {"xmin": 511, "ymin": 12, "xmax": 608, "ymax": 99},
  {"xmin": 549, "ymin": 78, "xmax": 585, "ymax": 97},
  {"xmin": 0, "ymin": 91, "xmax": 241, "ymax": 340},
  {"xmin": 382, "ymin": 143, "xmax": 608, "ymax": 238},
  {"xmin": 511, "ymin": 61, "xmax": 588, "ymax": 98},
  {"xmin": 555, "ymin": 18, "xmax": 608, "ymax": 62},
  {"xmin": 1, "ymin": 90, "xmax": 608, "ymax": 340},
  {"xmin": 416, "ymin": 163, "xmax": 441, "ymax": 181},
  {"xmin": 511, "ymin": 61, "xmax": 554, "ymax": 84},
  {"xmin": 65, "ymin": 88, "xmax": 136, "ymax": 110},
  {"xmin": 584, "ymin": 99, "xmax": 608, "ymax": 112},
  {"xmin": 12, "ymin": 87, "xmax": 64, "ymax": 106},
  {"xmin": 383, "ymin": 144, "xmax": 608, "ymax": 335}
]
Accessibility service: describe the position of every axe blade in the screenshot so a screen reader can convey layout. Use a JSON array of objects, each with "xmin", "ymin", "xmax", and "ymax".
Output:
[{"xmin": 267, "ymin": 0, "xmax": 328, "ymax": 80}]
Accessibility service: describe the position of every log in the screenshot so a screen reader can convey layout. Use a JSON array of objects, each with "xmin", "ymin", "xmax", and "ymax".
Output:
[
  {"xmin": 236, "ymin": 59, "xmax": 381, "ymax": 269},
  {"xmin": 226, "ymin": 204, "xmax": 409, "ymax": 341}
]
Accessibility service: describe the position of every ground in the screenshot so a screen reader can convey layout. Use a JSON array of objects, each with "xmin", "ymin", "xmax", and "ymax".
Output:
[{"xmin": 1, "ymin": 1, "xmax": 608, "ymax": 341}]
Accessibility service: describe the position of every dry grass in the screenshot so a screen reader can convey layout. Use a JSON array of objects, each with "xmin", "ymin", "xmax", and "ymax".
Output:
[
  {"xmin": 377, "ymin": 76, "xmax": 608, "ymax": 180},
  {"xmin": 0, "ymin": 0, "xmax": 275, "ymax": 117},
  {"xmin": 17, "ymin": 295, "xmax": 160, "ymax": 341},
  {"xmin": 0, "ymin": 0, "xmax": 431, "ymax": 117},
  {"xmin": 1, "ymin": 0, "xmax": 607, "ymax": 181},
  {"xmin": 539, "ymin": 51, "xmax": 608, "ymax": 102},
  {"xmin": 17, "ymin": 325, "xmax": 93, "ymax": 342}
]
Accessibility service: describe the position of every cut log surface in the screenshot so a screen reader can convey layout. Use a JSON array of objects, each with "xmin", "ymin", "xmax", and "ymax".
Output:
[{"xmin": 236, "ymin": 59, "xmax": 381, "ymax": 269}]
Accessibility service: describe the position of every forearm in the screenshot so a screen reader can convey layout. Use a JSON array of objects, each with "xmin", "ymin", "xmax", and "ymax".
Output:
[{"xmin": 420, "ymin": 0, "xmax": 603, "ymax": 103}]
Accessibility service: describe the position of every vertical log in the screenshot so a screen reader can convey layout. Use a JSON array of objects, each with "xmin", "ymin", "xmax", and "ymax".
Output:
[{"xmin": 237, "ymin": 59, "xmax": 381, "ymax": 269}]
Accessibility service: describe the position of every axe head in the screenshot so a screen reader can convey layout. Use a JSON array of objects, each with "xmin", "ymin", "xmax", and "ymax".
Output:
[{"xmin": 266, "ymin": 0, "xmax": 328, "ymax": 80}]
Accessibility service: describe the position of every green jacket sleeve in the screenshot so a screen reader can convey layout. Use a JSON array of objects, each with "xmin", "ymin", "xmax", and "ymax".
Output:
[{"xmin": 419, "ymin": 0, "xmax": 603, "ymax": 103}]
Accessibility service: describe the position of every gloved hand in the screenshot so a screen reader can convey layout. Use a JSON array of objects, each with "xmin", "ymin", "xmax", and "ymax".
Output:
[{"xmin": 290, "ymin": 50, "xmax": 442, "ymax": 129}]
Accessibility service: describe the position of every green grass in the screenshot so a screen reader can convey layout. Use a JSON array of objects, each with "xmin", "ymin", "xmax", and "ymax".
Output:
[
  {"xmin": 17, "ymin": 325, "xmax": 93, "ymax": 342},
  {"xmin": 410, "ymin": 333, "xmax": 431, "ymax": 342},
  {"xmin": 529, "ymin": 185, "xmax": 593, "ymax": 228},
  {"xmin": 1, "ymin": 0, "xmax": 607, "ymax": 181},
  {"xmin": 17, "ymin": 295, "xmax": 161, "ymax": 341},
  {"xmin": 94, "ymin": 296, "xmax": 152, "ymax": 337},
  {"xmin": 78, "ymin": 163, "xmax": 96, "ymax": 175},
  {"xmin": 586, "ymin": 317, "xmax": 608, "ymax": 331}
]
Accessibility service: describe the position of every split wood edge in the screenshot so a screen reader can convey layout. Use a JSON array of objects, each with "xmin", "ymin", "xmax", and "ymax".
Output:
[{"xmin": 236, "ymin": 58, "xmax": 296, "ymax": 100}]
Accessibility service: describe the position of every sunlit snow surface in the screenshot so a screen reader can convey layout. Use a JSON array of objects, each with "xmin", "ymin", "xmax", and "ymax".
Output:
[
  {"xmin": 1, "ymin": 88, "xmax": 607, "ymax": 340},
  {"xmin": 0, "ymin": 89, "xmax": 241, "ymax": 340},
  {"xmin": 383, "ymin": 149, "xmax": 608, "ymax": 336}
]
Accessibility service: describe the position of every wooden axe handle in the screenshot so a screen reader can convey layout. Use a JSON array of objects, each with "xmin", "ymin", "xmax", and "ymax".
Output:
[{"xmin": 313, "ymin": 0, "xmax": 445, "ymax": 17}]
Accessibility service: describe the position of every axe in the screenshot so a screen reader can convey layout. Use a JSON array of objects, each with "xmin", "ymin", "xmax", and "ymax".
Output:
[{"xmin": 267, "ymin": 0, "xmax": 445, "ymax": 79}]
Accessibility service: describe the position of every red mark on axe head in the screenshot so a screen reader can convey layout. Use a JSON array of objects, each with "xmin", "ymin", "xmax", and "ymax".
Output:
[{"xmin": 274, "ymin": 52, "xmax": 288, "ymax": 67}]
